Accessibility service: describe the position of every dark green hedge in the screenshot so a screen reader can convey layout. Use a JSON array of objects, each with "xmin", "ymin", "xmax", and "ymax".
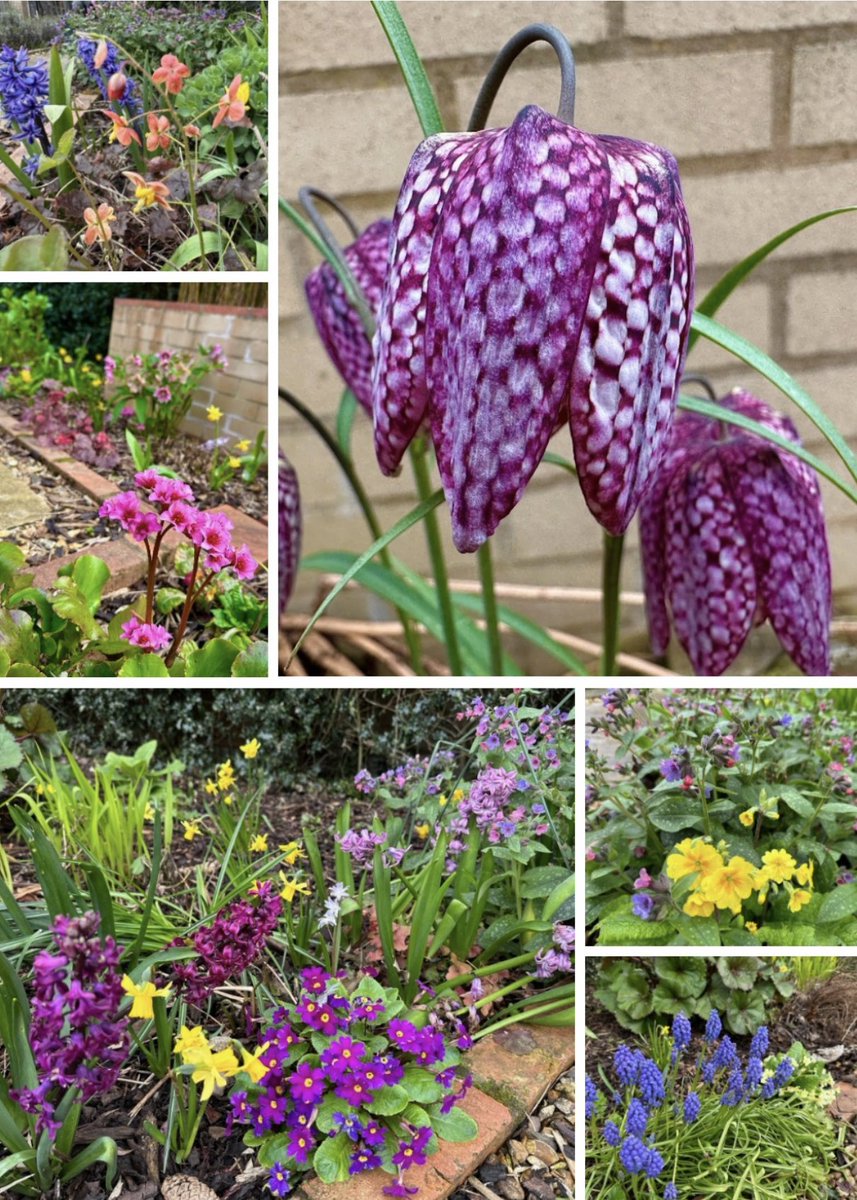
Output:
[{"xmin": 0, "ymin": 284, "xmax": 178, "ymax": 358}]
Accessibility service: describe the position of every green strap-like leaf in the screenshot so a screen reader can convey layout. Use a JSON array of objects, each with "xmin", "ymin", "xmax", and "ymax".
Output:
[
  {"xmin": 452, "ymin": 591, "xmax": 587, "ymax": 676},
  {"xmin": 689, "ymin": 206, "xmax": 857, "ymax": 352},
  {"xmin": 678, "ymin": 392, "xmax": 857, "ymax": 506},
  {"xmin": 336, "ymin": 388, "xmax": 359, "ymax": 457},
  {"xmin": 371, "ymin": 1, "xmax": 445, "ymax": 137},
  {"xmin": 691, "ymin": 312, "xmax": 857, "ymax": 485}
]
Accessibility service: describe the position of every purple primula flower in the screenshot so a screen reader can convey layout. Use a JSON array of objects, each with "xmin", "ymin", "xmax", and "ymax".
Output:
[
  {"xmin": 269, "ymin": 1163, "xmax": 291, "ymax": 1196},
  {"xmin": 288, "ymin": 1062, "xmax": 326, "ymax": 1105},
  {"xmin": 372, "ymin": 104, "xmax": 693, "ymax": 552},
  {"xmin": 305, "ymin": 218, "xmax": 391, "ymax": 411},
  {"xmin": 350, "ymin": 1148, "xmax": 383, "ymax": 1174},
  {"xmin": 640, "ymin": 388, "xmax": 831, "ymax": 675},
  {"xmin": 279, "ymin": 452, "xmax": 301, "ymax": 614}
]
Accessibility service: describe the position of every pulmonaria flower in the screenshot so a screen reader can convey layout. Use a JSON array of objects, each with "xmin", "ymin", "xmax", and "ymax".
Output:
[
  {"xmin": 102, "ymin": 109, "xmax": 142, "ymax": 147},
  {"xmin": 151, "ymin": 52, "xmax": 190, "ymax": 94},
  {"xmin": 372, "ymin": 103, "xmax": 693, "ymax": 551},
  {"xmin": 304, "ymin": 218, "xmax": 391, "ymax": 411},
  {"xmin": 640, "ymin": 388, "xmax": 831, "ymax": 675},
  {"xmin": 146, "ymin": 112, "xmax": 172, "ymax": 151},
  {"xmin": 0, "ymin": 45, "xmax": 49, "ymax": 148},
  {"xmin": 123, "ymin": 171, "xmax": 172, "ymax": 212},
  {"xmin": 83, "ymin": 203, "xmax": 115, "ymax": 245},
  {"xmin": 121, "ymin": 614, "xmax": 172, "ymax": 653},
  {"xmin": 213, "ymin": 73, "xmax": 250, "ymax": 127}
]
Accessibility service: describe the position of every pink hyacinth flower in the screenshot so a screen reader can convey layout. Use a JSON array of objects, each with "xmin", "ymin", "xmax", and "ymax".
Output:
[
  {"xmin": 372, "ymin": 105, "xmax": 694, "ymax": 552},
  {"xmin": 639, "ymin": 388, "xmax": 831, "ymax": 675}
]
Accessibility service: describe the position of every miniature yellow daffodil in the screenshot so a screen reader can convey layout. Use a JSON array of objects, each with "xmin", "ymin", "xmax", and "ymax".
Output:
[
  {"xmin": 249, "ymin": 833, "xmax": 269, "ymax": 853},
  {"xmin": 415, "ymin": 823, "xmax": 430, "ymax": 839},
  {"xmin": 175, "ymin": 1025, "xmax": 209, "ymax": 1057},
  {"xmin": 182, "ymin": 820, "xmax": 202, "ymax": 841},
  {"xmin": 279, "ymin": 873, "xmax": 312, "ymax": 903},
  {"xmin": 121, "ymin": 975, "xmax": 172, "ymax": 1019},
  {"xmin": 206, "ymin": 405, "xmax": 223, "ymax": 422},
  {"xmin": 280, "ymin": 841, "xmax": 305, "ymax": 866},
  {"xmin": 183, "ymin": 1045, "xmax": 239, "ymax": 1101},
  {"xmin": 238, "ymin": 1044, "xmax": 270, "ymax": 1084},
  {"xmin": 240, "ymin": 738, "xmax": 261, "ymax": 759}
]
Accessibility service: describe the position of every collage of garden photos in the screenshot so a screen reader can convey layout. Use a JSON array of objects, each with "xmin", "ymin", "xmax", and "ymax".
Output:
[{"xmin": 0, "ymin": 2, "xmax": 856, "ymax": 1200}]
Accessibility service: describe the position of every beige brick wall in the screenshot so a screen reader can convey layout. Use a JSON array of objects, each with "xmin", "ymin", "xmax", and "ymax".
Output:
[
  {"xmin": 110, "ymin": 301, "xmax": 268, "ymax": 445},
  {"xmin": 281, "ymin": 0, "xmax": 857, "ymax": 673}
]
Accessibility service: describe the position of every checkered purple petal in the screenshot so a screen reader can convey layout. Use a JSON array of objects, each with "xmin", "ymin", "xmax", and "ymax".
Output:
[
  {"xmin": 278, "ymin": 452, "xmax": 301, "ymax": 613},
  {"xmin": 304, "ymin": 218, "xmax": 391, "ymax": 411}
]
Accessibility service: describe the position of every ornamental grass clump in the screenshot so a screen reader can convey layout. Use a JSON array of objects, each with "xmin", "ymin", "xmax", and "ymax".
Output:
[
  {"xmin": 229, "ymin": 968, "xmax": 477, "ymax": 1196},
  {"xmin": 586, "ymin": 1009, "xmax": 840, "ymax": 1200}
]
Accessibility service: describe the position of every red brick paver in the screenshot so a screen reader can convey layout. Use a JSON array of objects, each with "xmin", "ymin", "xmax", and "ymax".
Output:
[
  {"xmin": 466, "ymin": 1024, "xmax": 574, "ymax": 1115},
  {"xmin": 30, "ymin": 538, "xmax": 147, "ymax": 592}
]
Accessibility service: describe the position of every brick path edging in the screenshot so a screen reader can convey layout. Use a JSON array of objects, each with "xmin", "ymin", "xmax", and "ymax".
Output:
[
  {"xmin": 299, "ymin": 1024, "xmax": 574, "ymax": 1200},
  {"xmin": 0, "ymin": 412, "xmax": 268, "ymax": 591}
]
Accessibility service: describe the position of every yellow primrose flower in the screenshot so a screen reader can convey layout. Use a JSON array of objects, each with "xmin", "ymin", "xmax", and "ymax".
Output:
[
  {"xmin": 240, "ymin": 738, "xmax": 261, "ymax": 759},
  {"xmin": 438, "ymin": 794, "xmax": 448, "ymax": 807},
  {"xmin": 280, "ymin": 841, "xmax": 305, "ymax": 866},
  {"xmin": 795, "ymin": 860, "xmax": 814, "ymax": 888},
  {"xmin": 415, "ymin": 823, "xmax": 430, "ymax": 839},
  {"xmin": 250, "ymin": 833, "xmax": 269, "ymax": 853},
  {"xmin": 700, "ymin": 855, "xmax": 757, "ymax": 914},
  {"xmin": 666, "ymin": 838, "xmax": 723, "ymax": 883},
  {"xmin": 204, "ymin": 779, "xmax": 219, "ymax": 795},
  {"xmin": 207, "ymin": 405, "xmax": 223, "ymax": 422},
  {"xmin": 237, "ymin": 439, "xmax": 251, "ymax": 452},
  {"xmin": 20, "ymin": 369, "xmax": 32, "ymax": 383},
  {"xmin": 144, "ymin": 803, "xmax": 155, "ymax": 821},
  {"xmin": 175, "ymin": 1025, "xmax": 209, "ymax": 1057},
  {"xmin": 453, "ymin": 789, "xmax": 465, "ymax": 803},
  {"xmin": 761, "ymin": 848, "xmax": 797, "ymax": 885},
  {"xmin": 238, "ymin": 1044, "xmax": 270, "ymax": 1084},
  {"xmin": 279, "ymin": 873, "xmax": 312, "ymax": 903},
  {"xmin": 682, "ymin": 892, "xmax": 715, "ymax": 919},
  {"xmin": 184, "ymin": 1045, "xmax": 239, "ymax": 1101},
  {"xmin": 228, "ymin": 456, "xmax": 242, "ymax": 469},
  {"xmin": 789, "ymin": 888, "xmax": 813, "ymax": 913},
  {"xmin": 183, "ymin": 820, "xmax": 202, "ymax": 841},
  {"xmin": 745, "ymin": 921, "xmax": 759, "ymax": 934},
  {"xmin": 121, "ymin": 975, "xmax": 171, "ymax": 1019},
  {"xmin": 738, "ymin": 809, "xmax": 755, "ymax": 828}
]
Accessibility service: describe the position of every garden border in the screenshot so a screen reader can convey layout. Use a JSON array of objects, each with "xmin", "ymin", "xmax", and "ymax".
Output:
[{"xmin": 299, "ymin": 1025, "xmax": 573, "ymax": 1200}]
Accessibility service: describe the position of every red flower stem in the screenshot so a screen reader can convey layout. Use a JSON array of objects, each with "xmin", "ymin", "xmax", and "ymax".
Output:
[
  {"xmin": 145, "ymin": 528, "xmax": 166, "ymax": 623},
  {"xmin": 164, "ymin": 546, "xmax": 201, "ymax": 667}
]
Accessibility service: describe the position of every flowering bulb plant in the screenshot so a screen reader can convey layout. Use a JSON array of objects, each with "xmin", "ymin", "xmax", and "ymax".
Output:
[
  {"xmin": 109, "ymin": 343, "xmax": 228, "ymax": 450},
  {"xmin": 227, "ymin": 969, "xmax": 477, "ymax": 1196},
  {"xmin": 586, "ymin": 689, "xmax": 857, "ymax": 946},
  {"xmin": 281, "ymin": 2, "xmax": 857, "ymax": 677},
  {"xmin": 586, "ymin": 1009, "xmax": 840, "ymax": 1200}
]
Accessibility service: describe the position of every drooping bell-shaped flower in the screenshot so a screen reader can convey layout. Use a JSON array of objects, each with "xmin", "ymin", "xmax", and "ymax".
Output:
[
  {"xmin": 372, "ymin": 104, "xmax": 694, "ymax": 552},
  {"xmin": 278, "ymin": 452, "xmax": 302, "ymax": 613},
  {"xmin": 639, "ymin": 389, "xmax": 831, "ymax": 675},
  {"xmin": 304, "ymin": 219, "xmax": 391, "ymax": 412}
]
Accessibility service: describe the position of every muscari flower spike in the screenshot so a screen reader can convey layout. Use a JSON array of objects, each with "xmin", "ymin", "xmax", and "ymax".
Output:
[
  {"xmin": 639, "ymin": 388, "xmax": 831, "ymax": 675},
  {"xmin": 371, "ymin": 28, "xmax": 694, "ymax": 553},
  {"xmin": 279, "ymin": 452, "xmax": 302, "ymax": 613}
]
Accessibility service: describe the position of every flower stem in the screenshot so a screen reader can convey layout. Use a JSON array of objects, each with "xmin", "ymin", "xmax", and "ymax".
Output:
[
  {"xmin": 468, "ymin": 24, "xmax": 576, "ymax": 130},
  {"xmin": 477, "ymin": 541, "xmax": 503, "ymax": 673},
  {"xmin": 601, "ymin": 531, "xmax": 624, "ymax": 674},
  {"xmin": 410, "ymin": 438, "xmax": 462, "ymax": 675},
  {"xmin": 165, "ymin": 545, "xmax": 201, "ymax": 667}
]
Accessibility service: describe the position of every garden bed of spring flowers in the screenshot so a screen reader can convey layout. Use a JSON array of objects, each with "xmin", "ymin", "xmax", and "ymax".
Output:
[
  {"xmin": 585, "ymin": 688, "xmax": 857, "ymax": 947},
  {"xmin": 0, "ymin": 3, "xmax": 267, "ymax": 271},
  {"xmin": 584, "ymin": 957, "xmax": 857, "ymax": 1199},
  {"xmin": 0, "ymin": 691, "xmax": 573, "ymax": 1197}
]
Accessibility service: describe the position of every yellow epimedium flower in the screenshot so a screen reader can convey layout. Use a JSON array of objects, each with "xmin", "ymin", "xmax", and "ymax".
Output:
[
  {"xmin": 249, "ymin": 833, "xmax": 269, "ymax": 853},
  {"xmin": 415, "ymin": 823, "xmax": 430, "ymax": 839},
  {"xmin": 279, "ymin": 873, "xmax": 312, "ymax": 903},
  {"xmin": 738, "ymin": 809, "xmax": 756, "ymax": 828},
  {"xmin": 207, "ymin": 405, "xmax": 223, "ymax": 422},
  {"xmin": 175, "ymin": 1025, "xmax": 209, "ymax": 1057},
  {"xmin": 795, "ymin": 860, "xmax": 814, "ymax": 888},
  {"xmin": 280, "ymin": 841, "xmax": 305, "ymax": 866},
  {"xmin": 183, "ymin": 1045, "xmax": 240, "ymax": 1101},
  {"xmin": 240, "ymin": 738, "xmax": 261, "ymax": 759},
  {"xmin": 121, "ymin": 975, "xmax": 172, "ymax": 1018},
  {"xmin": 183, "ymin": 819, "xmax": 202, "ymax": 841},
  {"xmin": 700, "ymin": 855, "xmax": 757, "ymax": 914},
  {"xmin": 123, "ymin": 171, "xmax": 171, "ymax": 211},
  {"xmin": 666, "ymin": 838, "xmax": 723, "ymax": 883},
  {"xmin": 761, "ymin": 848, "xmax": 797, "ymax": 885},
  {"xmin": 682, "ymin": 892, "xmax": 715, "ymax": 919},
  {"xmin": 789, "ymin": 888, "xmax": 813, "ymax": 913}
]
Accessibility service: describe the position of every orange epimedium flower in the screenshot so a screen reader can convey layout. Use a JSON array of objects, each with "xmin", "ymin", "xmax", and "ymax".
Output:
[
  {"xmin": 183, "ymin": 123, "xmax": 201, "ymax": 138},
  {"xmin": 212, "ymin": 74, "xmax": 250, "ymax": 128},
  {"xmin": 102, "ymin": 110, "xmax": 141, "ymax": 147},
  {"xmin": 151, "ymin": 53, "xmax": 190, "ymax": 95},
  {"xmin": 83, "ymin": 203, "xmax": 116, "ymax": 245},
  {"xmin": 146, "ymin": 113, "xmax": 172, "ymax": 151},
  {"xmin": 122, "ymin": 171, "xmax": 172, "ymax": 212}
]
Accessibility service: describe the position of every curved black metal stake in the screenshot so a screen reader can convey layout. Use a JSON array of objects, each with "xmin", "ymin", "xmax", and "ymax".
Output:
[
  {"xmin": 681, "ymin": 373, "xmax": 719, "ymax": 403},
  {"xmin": 298, "ymin": 186, "xmax": 361, "ymax": 242},
  {"xmin": 468, "ymin": 23, "xmax": 576, "ymax": 132}
]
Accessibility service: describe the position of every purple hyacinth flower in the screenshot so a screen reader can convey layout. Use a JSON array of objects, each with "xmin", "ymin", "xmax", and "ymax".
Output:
[
  {"xmin": 278, "ymin": 452, "xmax": 301, "ymax": 613},
  {"xmin": 305, "ymin": 219, "xmax": 391, "ymax": 411},
  {"xmin": 639, "ymin": 388, "xmax": 831, "ymax": 675},
  {"xmin": 372, "ymin": 104, "xmax": 694, "ymax": 552}
]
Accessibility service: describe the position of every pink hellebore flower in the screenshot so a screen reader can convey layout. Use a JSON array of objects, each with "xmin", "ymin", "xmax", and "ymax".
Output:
[
  {"xmin": 154, "ymin": 386, "xmax": 172, "ymax": 404},
  {"xmin": 372, "ymin": 104, "xmax": 694, "ymax": 552},
  {"xmin": 640, "ymin": 388, "xmax": 831, "ymax": 675},
  {"xmin": 151, "ymin": 52, "xmax": 191, "ymax": 95},
  {"xmin": 304, "ymin": 218, "xmax": 391, "ymax": 412},
  {"xmin": 121, "ymin": 614, "xmax": 172, "ymax": 652}
]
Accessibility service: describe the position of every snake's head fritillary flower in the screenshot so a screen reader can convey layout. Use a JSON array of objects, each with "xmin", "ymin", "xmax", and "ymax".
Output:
[
  {"xmin": 372, "ymin": 104, "xmax": 693, "ymax": 552},
  {"xmin": 279, "ymin": 452, "xmax": 301, "ymax": 613},
  {"xmin": 639, "ymin": 388, "xmax": 831, "ymax": 675},
  {"xmin": 304, "ymin": 218, "xmax": 391, "ymax": 412}
]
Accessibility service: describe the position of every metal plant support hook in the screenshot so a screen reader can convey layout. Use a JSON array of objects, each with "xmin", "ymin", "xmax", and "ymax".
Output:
[
  {"xmin": 468, "ymin": 23, "xmax": 576, "ymax": 132},
  {"xmin": 296, "ymin": 185, "xmax": 375, "ymax": 338},
  {"xmin": 681, "ymin": 373, "xmax": 719, "ymax": 403}
]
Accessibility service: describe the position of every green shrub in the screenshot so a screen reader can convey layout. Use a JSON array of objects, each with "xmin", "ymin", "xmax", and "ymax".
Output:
[{"xmin": 175, "ymin": 41, "xmax": 268, "ymax": 166}]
